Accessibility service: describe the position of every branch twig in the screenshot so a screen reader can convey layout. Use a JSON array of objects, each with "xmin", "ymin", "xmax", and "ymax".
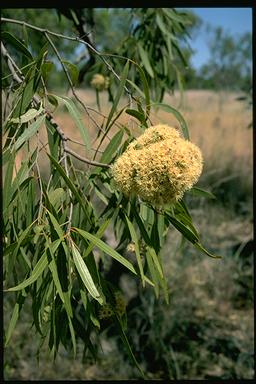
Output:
[
  {"xmin": 1, "ymin": 41, "xmax": 110, "ymax": 170},
  {"xmin": 1, "ymin": 17, "xmax": 133, "ymax": 97},
  {"xmin": 64, "ymin": 147, "xmax": 110, "ymax": 168}
]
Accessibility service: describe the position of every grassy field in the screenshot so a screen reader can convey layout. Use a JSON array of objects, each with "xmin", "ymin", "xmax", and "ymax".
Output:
[{"xmin": 4, "ymin": 89, "xmax": 253, "ymax": 380}]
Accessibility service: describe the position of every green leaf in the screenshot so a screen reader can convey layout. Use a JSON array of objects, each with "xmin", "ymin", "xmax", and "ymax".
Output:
[
  {"xmin": 47, "ymin": 154, "xmax": 92, "ymax": 225},
  {"xmin": 195, "ymin": 243, "xmax": 222, "ymax": 259},
  {"xmin": 55, "ymin": 95, "xmax": 91, "ymax": 152},
  {"xmin": 3, "ymin": 150, "xmax": 15, "ymax": 210},
  {"xmin": 151, "ymin": 102, "xmax": 190, "ymax": 140},
  {"xmin": 62, "ymin": 60, "xmax": 79, "ymax": 86},
  {"xmin": 13, "ymin": 114, "xmax": 46, "ymax": 151},
  {"xmin": 48, "ymin": 188, "xmax": 66, "ymax": 209},
  {"xmin": 6, "ymin": 220, "xmax": 36, "ymax": 279},
  {"xmin": 189, "ymin": 186, "xmax": 216, "ymax": 199},
  {"xmin": 12, "ymin": 65, "xmax": 36, "ymax": 117},
  {"xmin": 173, "ymin": 41, "xmax": 188, "ymax": 67},
  {"xmin": 1, "ymin": 31, "xmax": 33, "ymax": 59},
  {"xmin": 156, "ymin": 13, "xmax": 168, "ymax": 35},
  {"xmin": 47, "ymin": 94, "xmax": 59, "ymax": 108},
  {"xmin": 93, "ymin": 183, "xmax": 109, "ymax": 205},
  {"xmin": 45, "ymin": 118, "xmax": 60, "ymax": 162},
  {"xmin": 10, "ymin": 103, "xmax": 44, "ymax": 124},
  {"xmin": 167, "ymin": 213, "xmax": 221, "ymax": 259},
  {"xmin": 83, "ymin": 219, "xmax": 111, "ymax": 258},
  {"xmin": 147, "ymin": 246, "xmax": 164, "ymax": 279},
  {"xmin": 133, "ymin": 209, "xmax": 151, "ymax": 245},
  {"xmin": 114, "ymin": 315, "xmax": 145, "ymax": 378},
  {"xmin": 157, "ymin": 213, "xmax": 166, "ymax": 248},
  {"xmin": 47, "ymin": 242, "xmax": 65, "ymax": 305},
  {"xmin": 100, "ymin": 130, "xmax": 124, "ymax": 164},
  {"xmin": 6, "ymin": 250, "xmax": 48, "ymax": 291},
  {"xmin": 125, "ymin": 109, "xmax": 146, "ymax": 125},
  {"xmin": 5, "ymin": 303, "xmax": 19, "ymax": 346},
  {"xmin": 166, "ymin": 214, "xmax": 199, "ymax": 244},
  {"xmin": 73, "ymin": 227, "xmax": 137, "ymax": 275},
  {"xmin": 68, "ymin": 317, "xmax": 77, "ymax": 358},
  {"xmin": 175, "ymin": 213, "xmax": 199, "ymax": 239},
  {"xmin": 125, "ymin": 215, "xmax": 145, "ymax": 286},
  {"xmin": 4, "ymin": 292, "xmax": 26, "ymax": 346},
  {"xmin": 71, "ymin": 241, "xmax": 103, "ymax": 304},
  {"xmin": 47, "ymin": 210, "xmax": 65, "ymax": 239},
  {"xmin": 126, "ymin": 79, "xmax": 146, "ymax": 99},
  {"xmin": 105, "ymin": 60, "xmax": 129, "ymax": 131},
  {"xmin": 41, "ymin": 61, "xmax": 54, "ymax": 82},
  {"xmin": 145, "ymin": 249, "xmax": 159, "ymax": 298},
  {"xmin": 136, "ymin": 64, "xmax": 151, "ymax": 117},
  {"xmin": 137, "ymin": 42, "xmax": 154, "ymax": 78}
]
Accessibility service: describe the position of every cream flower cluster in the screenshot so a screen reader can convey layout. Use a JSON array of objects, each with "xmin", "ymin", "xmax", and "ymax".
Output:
[
  {"xmin": 90, "ymin": 74, "xmax": 109, "ymax": 91},
  {"xmin": 111, "ymin": 124, "xmax": 203, "ymax": 205}
]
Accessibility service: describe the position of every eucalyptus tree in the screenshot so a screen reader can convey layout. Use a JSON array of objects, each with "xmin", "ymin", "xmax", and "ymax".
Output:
[{"xmin": 2, "ymin": 8, "xmax": 218, "ymax": 378}]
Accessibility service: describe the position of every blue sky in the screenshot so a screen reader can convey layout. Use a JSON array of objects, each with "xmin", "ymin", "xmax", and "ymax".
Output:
[{"xmin": 180, "ymin": 8, "xmax": 253, "ymax": 69}]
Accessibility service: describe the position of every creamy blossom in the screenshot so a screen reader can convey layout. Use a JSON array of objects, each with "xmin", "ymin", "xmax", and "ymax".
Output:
[{"xmin": 111, "ymin": 124, "xmax": 203, "ymax": 205}]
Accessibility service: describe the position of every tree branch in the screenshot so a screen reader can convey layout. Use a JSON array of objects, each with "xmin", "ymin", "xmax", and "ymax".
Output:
[
  {"xmin": 1, "ymin": 17, "xmax": 133, "ymax": 97},
  {"xmin": 1, "ymin": 41, "xmax": 110, "ymax": 170},
  {"xmin": 64, "ymin": 147, "xmax": 110, "ymax": 168}
]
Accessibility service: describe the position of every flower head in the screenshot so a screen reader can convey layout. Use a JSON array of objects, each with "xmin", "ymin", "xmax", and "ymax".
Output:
[
  {"xmin": 90, "ymin": 74, "xmax": 109, "ymax": 91},
  {"xmin": 111, "ymin": 124, "xmax": 203, "ymax": 205}
]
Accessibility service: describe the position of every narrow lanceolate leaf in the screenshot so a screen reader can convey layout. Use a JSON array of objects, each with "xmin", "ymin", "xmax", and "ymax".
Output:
[
  {"xmin": 68, "ymin": 317, "xmax": 77, "ymax": 358},
  {"xmin": 133, "ymin": 62, "xmax": 151, "ymax": 117},
  {"xmin": 47, "ymin": 210, "xmax": 65, "ymax": 239},
  {"xmin": 137, "ymin": 42, "xmax": 154, "ymax": 78},
  {"xmin": 10, "ymin": 103, "xmax": 44, "ymax": 124},
  {"xmin": 48, "ymin": 188, "xmax": 66, "ymax": 209},
  {"xmin": 12, "ymin": 65, "xmax": 36, "ymax": 118},
  {"xmin": 105, "ymin": 60, "xmax": 129, "ymax": 131},
  {"xmin": 71, "ymin": 241, "xmax": 103, "ymax": 304},
  {"xmin": 47, "ymin": 154, "xmax": 92, "ymax": 225},
  {"xmin": 3, "ymin": 151, "xmax": 15, "ymax": 210},
  {"xmin": 7, "ymin": 220, "xmax": 37, "ymax": 279},
  {"xmin": 1, "ymin": 31, "xmax": 33, "ymax": 59},
  {"xmin": 47, "ymin": 241, "xmax": 65, "ymax": 304},
  {"xmin": 189, "ymin": 186, "xmax": 216, "ymax": 200},
  {"xmin": 195, "ymin": 243, "xmax": 222, "ymax": 259},
  {"xmin": 62, "ymin": 61, "xmax": 79, "ymax": 86},
  {"xmin": 156, "ymin": 13, "xmax": 168, "ymax": 35},
  {"xmin": 83, "ymin": 219, "xmax": 111, "ymax": 258},
  {"xmin": 55, "ymin": 95, "xmax": 91, "ymax": 152},
  {"xmin": 125, "ymin": 215, "xmax": 145, "ymax": 286},
  {"xmin": 73, "ymin": 228, "xmax": 137, "ymax": 275},
  {"xmin": 100, "ymin": 130, "xmax": 124, "ymax": 164},
  {"xmin": 6, "ymin": 250, "xmax": 48, "ymax": 291},
  {"xmin": 151, "ymin": 102, "xmax": 190, "ymax": 140},
  {"xmin": 114, "ymin": 315, "xmax": 145, "ymax": 379},
  {"xmin": 125, "ymin": 109, "xmax": 146, "ymax": 125},
  {"xmin": 167, "ymin": 214, "xmax": 221, "ymax": 259},
  {"xmin": 145, "ymin": 249, "xmax": 159, "ymax": 298},
  {"xmin": 166, "ymin": 214, "xmax": 199, "ymax": 244},
  {"xmin": 147, "ymin": 246, "xmax": 164, "ymax": 279},
  {"xmin": 5, "ymin": 303, "xmax": 19, "ymax": 346},
  {"xmin": 14, "ymin": 114, "xmax": 46, "ymax": 151}
]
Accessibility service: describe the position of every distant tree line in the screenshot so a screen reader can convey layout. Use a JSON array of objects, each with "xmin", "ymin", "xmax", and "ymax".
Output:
[{"xmin": 185, "ymin": 26, "xmax": 252, "ymax": 93}]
